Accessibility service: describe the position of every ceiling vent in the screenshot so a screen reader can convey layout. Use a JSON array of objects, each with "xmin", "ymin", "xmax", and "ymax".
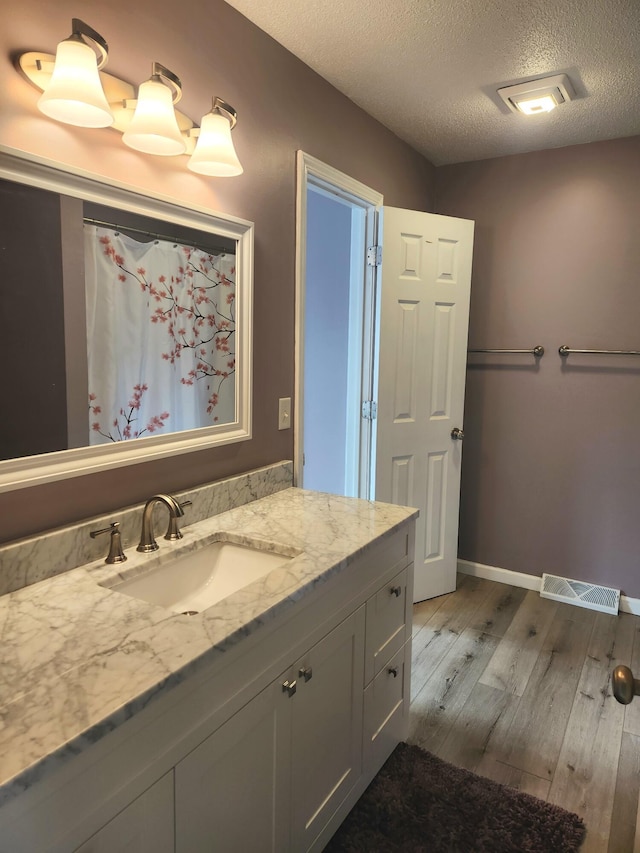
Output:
[{"xmin": 497, "ymin": 74, "xmax": 575, "ymax": 115}]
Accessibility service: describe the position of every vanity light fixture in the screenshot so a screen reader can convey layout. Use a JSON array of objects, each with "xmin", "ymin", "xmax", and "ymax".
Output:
[
  {"xmin": 188, "ymin": 98, "xmax": 243, "ymax": 176},
  {"xmin": 122, "ymin": 63, "xmax": 186, "ymax": 156},
  {"xmin": 34, "ymin": 18, "xmax": 114, "ymax": 128},
  {"xmin": 497, "ymin": 74, "xmax": 575, "ymax": 116},
  {"xmin": 16, "ymin": 20, "xmax": 242, "ymax": 175}
]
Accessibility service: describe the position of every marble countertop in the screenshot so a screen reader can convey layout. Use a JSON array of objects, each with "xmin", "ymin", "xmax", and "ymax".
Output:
[{"xmin": 0, "ymin": 488, "xmax": 417, "ymax": 806}]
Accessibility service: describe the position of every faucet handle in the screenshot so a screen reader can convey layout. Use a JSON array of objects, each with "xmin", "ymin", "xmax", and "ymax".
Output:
[
  {"xmin": 90, "ymin": 522, "xmax": 127, "ymax": 564},
  {"xmin": 165, "ymin": 500, "xmax": 192, "ymax": 541}
]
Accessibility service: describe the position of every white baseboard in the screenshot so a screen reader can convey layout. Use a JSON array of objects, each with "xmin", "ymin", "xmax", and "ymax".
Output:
[
  {"xmin": 457, "ymin": 559, "xmax": 540, "ymax": 590},
  {"xmin": 457, "ymin": 559, "xmax": 640, "ymax": 617}
]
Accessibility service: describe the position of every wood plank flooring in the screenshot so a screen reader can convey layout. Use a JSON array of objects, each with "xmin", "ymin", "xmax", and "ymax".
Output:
[{"xmin": 408, "ymin": 574, "xmax": 640, "ymax": 852}]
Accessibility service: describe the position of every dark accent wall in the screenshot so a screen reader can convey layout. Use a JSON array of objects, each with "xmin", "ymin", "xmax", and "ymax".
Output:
[
  {"xmin": 435, "ymin": 136, "xmax": 640, "ymax": 597},
  {"xmin": 0, "ymin": 0, "xmax": 435, "ymax": 542}
]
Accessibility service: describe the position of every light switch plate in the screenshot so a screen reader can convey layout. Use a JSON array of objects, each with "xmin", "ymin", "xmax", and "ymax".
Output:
[{"xmin": 278, "ymin": 397, "xmax": 291, "ymax": 430}]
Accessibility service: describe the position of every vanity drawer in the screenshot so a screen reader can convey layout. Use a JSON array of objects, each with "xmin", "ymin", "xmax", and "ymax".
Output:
[
  {"xmin": 365, "ymin": 567, "xmax": 408, "ymax": 684},
  {"xmin": 363, "ymin": 643, "xmax": 410, "ymax": 774}
]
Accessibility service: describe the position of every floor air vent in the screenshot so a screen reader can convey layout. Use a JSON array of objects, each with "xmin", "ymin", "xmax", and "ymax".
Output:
[{"xmin": 540, "ymin": 573, "xmax": 620, "ymax": 615}]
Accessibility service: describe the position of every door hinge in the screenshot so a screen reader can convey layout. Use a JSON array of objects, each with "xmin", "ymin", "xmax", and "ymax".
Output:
[
  {"xmin": 362, "ymin": 400, "xmax": 377, "ymax": 420},
  {"xmin": 367, "ymin": 245, "xmax": 382, "ymax": 267}
]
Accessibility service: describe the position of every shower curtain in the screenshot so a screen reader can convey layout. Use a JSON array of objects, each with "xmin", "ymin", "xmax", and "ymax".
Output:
[{"xmin": 85, "ymin": 225, "xmax": 236, "ymax": 444}]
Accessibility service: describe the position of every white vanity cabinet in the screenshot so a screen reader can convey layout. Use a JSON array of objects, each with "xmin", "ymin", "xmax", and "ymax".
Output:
[
  {"xmin": 0, "ymin": 520, "xmax": 414, "ymax": 853},
  {"xmin": 363, "ymin": 567, "xmax": 412, "ymax": 776},
  {"xmin": 290, "ymin": 606, "xmax": 365, "ymax": 851},
  {"xmin": 175, "ymin": 607, "xmax": 365, "ymax": 853},
  {"xmin": 175, "ymin": 675, "xmax": 291, "ymax": 852},
  {"xmin": 74, "ymin": 773, "xmax": 174, "ymax": 853}
]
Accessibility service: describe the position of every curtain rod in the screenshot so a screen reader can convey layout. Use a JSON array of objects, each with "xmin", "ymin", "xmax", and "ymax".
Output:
[{"xmin": 84, "ymin": 216, "xmax": 235, "ymax": 257}]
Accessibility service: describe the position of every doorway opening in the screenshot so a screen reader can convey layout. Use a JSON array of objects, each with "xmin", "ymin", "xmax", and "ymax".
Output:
[{"xmin": 295, "ymin": 152, "xmax": 383, "ymax": 498}]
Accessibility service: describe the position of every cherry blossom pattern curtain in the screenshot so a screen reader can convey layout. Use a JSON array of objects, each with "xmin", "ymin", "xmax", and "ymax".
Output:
[{"xmin": 85, "ymin": 225, "xmax": 236, "ymax": 444}]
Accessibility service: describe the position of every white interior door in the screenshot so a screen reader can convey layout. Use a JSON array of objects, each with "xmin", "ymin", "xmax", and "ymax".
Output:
[{"xmin": 375, "ymin": 207, "xmax": 474, "ymax": 602}]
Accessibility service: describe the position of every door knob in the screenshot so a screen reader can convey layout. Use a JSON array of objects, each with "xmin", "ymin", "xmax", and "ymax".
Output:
[
  {"xmin": 613, "ymin": 665, "xmax": 640, "ymax": 704},
  {"xmin": 451, "ymin": 427, "xmax": 464, "ymax": 441}
]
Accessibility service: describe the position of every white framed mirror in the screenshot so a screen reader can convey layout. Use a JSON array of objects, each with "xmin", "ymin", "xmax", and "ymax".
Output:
[{"xmin": 0, "ymin": 147, "xmax": 253, "ymax": 493}]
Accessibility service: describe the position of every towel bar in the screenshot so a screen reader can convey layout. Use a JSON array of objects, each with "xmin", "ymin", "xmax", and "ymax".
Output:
[
  {"xmin": 468, "ymin": 345, "xmax": 544, "ymax": 357},
  {"xmin": 559, "ymin": 345, "xmax": 640, "ymax": 357}
]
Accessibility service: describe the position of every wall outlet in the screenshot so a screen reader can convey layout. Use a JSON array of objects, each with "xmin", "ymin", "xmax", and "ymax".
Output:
[{"xmin": 278, "ymin": 397, "xmax": 291, "ymax": 430}]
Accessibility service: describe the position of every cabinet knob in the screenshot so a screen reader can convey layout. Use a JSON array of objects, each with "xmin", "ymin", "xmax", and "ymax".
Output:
[
  {"xmin": 298, "ymin": 666, "xmax": 313, "ymax": 682},
  {"xmin": 282, "ymin": 679, "xmax": 297, "ymax": 697},
  {"xmin": 390, "ymin": 585, "xmax": 402, "ymax": 598},
  {"xmin": 388, "ymin": 667, "xmax": 399, "ymax": 678}
]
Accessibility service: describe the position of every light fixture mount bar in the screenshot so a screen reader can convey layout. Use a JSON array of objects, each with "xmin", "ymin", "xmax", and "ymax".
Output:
[
  {"xmin": 151, "ymin": 61, "xmax": 182, "ymax": 105},
  {"xmin": 70, "ymin": 18, "xmax": 109, "ymax": 70}
]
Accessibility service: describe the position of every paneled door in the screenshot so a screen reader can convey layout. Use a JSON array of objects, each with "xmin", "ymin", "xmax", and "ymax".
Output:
[{"xmin": 375, "ymin": 207, "xmax": 474, "ymax": 602}]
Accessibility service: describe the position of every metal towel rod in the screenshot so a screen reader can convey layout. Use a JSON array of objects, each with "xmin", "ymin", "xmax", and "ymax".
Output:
[
  {"xmin": 559, "ymin": 345, "xmax": 640, "ymax": 357},
  {"xmin": 468, "ymin": 345, "xmax": 545, "ymax": 357}
]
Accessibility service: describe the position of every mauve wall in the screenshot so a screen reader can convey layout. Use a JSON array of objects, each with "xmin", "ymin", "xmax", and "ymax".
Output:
[
  {"xmin": 0, "ymin": 0, "xmax": 435, "ymax": 542},
  {"xmin": 435, "ymin": 136, "xmax": 640, "ymax": 598}
]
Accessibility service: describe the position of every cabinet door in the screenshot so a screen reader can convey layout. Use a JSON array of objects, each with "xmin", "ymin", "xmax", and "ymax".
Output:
[
  {"xmin": 74, "ymin": 773, "xmax": 174, "ymax": 853},
  {"xmin": 175, "ymin": 675, "xmax": 292, "ymax": 853},
  {"xmin": 291, "ymin": 606, "xmax": 365, "ymax": 852}
]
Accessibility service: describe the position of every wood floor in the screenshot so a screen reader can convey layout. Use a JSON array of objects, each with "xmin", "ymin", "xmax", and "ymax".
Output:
[{"xmin": 408, "ymin": 573, "xmax": 640, "ymax": 853}]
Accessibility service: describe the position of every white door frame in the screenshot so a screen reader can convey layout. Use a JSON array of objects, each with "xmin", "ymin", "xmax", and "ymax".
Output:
[{"xmin": 294, "ymin": 151, "xmax": 383, "ymax": 490}]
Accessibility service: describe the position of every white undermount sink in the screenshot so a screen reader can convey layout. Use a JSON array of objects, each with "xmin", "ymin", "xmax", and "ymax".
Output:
[{"xmin": 109, "ymin": 538, "xmax": 299, "ymax": 615}]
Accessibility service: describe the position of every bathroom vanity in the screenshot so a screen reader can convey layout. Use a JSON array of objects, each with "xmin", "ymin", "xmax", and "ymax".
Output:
[
  {"xmin": 0, "ymin": 477, "xmax": 416, "ymax": 852},
  {"xmin": 0, "ymin": 147, "xmax": 419, "ymax": 852}
]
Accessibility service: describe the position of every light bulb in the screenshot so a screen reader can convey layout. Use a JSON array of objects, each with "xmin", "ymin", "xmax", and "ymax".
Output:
[{"xmin": 517, "ymin": 95, "xmax": 558, "ymax": 115}]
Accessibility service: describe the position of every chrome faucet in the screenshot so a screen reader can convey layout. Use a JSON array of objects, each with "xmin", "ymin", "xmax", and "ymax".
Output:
[{"xmin": 137, "ymin": 494, "xmax": 185, "ymax": 553}]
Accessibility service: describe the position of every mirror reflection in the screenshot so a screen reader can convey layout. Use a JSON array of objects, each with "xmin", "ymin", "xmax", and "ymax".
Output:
[
  {"xmin": 85, "ymin": 204, "xmax": 236, "ymax": 445},
  {"xmin": 1, "ymin": 175, "xmax": 239, "ymax": 464}
]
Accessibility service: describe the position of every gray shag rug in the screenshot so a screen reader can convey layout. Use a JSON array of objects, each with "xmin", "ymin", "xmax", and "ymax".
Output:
[{"xmin": 325, "ymin": 743, "xmax": 586, "ymax": 852}]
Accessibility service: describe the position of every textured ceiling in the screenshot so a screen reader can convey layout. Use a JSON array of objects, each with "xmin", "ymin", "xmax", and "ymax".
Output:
[{"xmin": 224, "ymin": 0, "xmax": 640, "ymax": 165}]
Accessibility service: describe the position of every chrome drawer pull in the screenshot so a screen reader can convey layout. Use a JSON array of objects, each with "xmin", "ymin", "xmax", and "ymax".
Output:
[
  {"xmin": 390, "ymin": 586, "xmax": 402, "ymax": 598},
  {"xmin": 298, "ymin": 666, "xmax": 313, "ymax": 682},
  {"xmin": 282, "ymin": 679, "xmax": 297, "ymax": 697}
]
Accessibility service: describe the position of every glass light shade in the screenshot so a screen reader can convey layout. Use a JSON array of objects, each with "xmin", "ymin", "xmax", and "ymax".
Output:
[
  {"xmin": 122, "ymin": 78, "xmax": 186, "ymax": 156},
  {"xmin": 37, "ymin": 38, "xmax": 113, "ymax": 128},
  {"xmin": 188, "ymin": 112, "xmax": 243, "ymax": 176}
]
